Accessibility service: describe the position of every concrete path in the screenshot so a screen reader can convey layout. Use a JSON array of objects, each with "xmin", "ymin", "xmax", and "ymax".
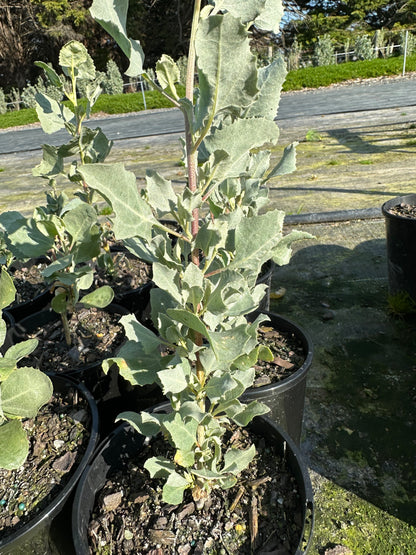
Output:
[{"xmin": 0, "ymin": 77, "xmax": 415, "ymax": 155}]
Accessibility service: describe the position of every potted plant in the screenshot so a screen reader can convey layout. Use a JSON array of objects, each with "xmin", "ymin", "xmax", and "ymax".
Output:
[
  {"xmin": 382, "ymin": 194, "xmax": 416, "ymax": 309},
  {"xmin": 0, "ymin": 268, "xmax": 100, "ymax": 554},
  {"xmin": 0, "ymin": 41, "xmax": 118, "ymax": 346},
  {"xmin": 0, "ymin": 268, "xmax": 53, "ymax": 471},
  {"xmin": 71, "ymin": 0, "xmax": 314, "ymax": 551}
]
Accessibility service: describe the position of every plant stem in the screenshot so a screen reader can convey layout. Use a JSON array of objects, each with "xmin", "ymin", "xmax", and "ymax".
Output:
[
  {"xmin": 61, "ymin": 311, "xmax": 72, "ymax": 346},
  {"xmin": 187, "ymin": 0, "xmax": 205, "ymax": 416},
  {"xmin": 186, "ymin": 0, "xmax": 201, "ymax": 247}
]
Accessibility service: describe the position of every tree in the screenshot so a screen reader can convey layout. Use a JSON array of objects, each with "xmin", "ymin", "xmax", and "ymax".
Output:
[
  {"xmin": 0, "ymin": 0, "xmax": 92, "ymax": 89},
  {"xmin": 281, "ymin": 0, "xmax": 416, "ymax": 49}
]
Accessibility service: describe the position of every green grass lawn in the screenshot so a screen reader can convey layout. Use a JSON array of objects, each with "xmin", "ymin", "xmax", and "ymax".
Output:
[{"xmin": 1, "ymin": 54, "xmax": 414, "ymax": 131}]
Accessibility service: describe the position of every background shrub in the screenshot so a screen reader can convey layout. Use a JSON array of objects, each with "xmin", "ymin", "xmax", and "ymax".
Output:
[
  {"xmin": 354, "ymin": 35, "xmax": 375, "ymax": 61},
  {"xmin": 313, "ymin": 34, "xmax": 335, "ymax": 66}
]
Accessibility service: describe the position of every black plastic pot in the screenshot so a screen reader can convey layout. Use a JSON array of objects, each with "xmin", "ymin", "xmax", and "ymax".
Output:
[
  {"xmin": 5, "ymin": 257, "xmax": 53, "ymax": 323},
  {"xmin": 4, "ymin": 287, "xmax": 53, "ymax": 324},
  {"xmin": 0, "ymin": 374, "xmax": 99, "ymax": 555},
  {"xmin": 382, "ymin": 194, "xmax": 416, "ymax": 303},
  {"xmin": 115, "ymin": 280, "xmax": 153, "ymax": 320},
  {"xmin": 242, "ymin": 311, "xmax": 313, "ymax": 446},
  {"xmin": 4, "ymin": 303, "xmax": 133, "ymax": 437},
  {"xmin": 72, "ymin": 413, "xmax": 314, "ymax": 554}
]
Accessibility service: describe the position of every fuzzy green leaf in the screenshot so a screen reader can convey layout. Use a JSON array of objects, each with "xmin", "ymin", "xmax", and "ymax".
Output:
[
  {"xmin": 195, "ymin": 13, "xmax": 258, "ymax": 127},
  {"xmin": 51, "ymin": 292, "xmax": 67, "ymax": 314},
  {"xmin": 213, "ymin": 0, "xmax": 283, "ymax": 33},
  {"xmin": 162, "ymin": 471, "xmax": 190, "ymax": 505},
  {"xmin": 34, "ymin": 61, "xmax": 63, "ymax": 89},
  {"xmin": 166, "ymin": 309, "xmax": 209, "ymax": 339},
  {"xmin": 225, "ymin": 399, "xmax": 270, "ymax": 426},
  {"xmin": 152, "ymin": 263, "xmax": 182, "ymax": 303},
  {"xmin": 35, "ymin": 92, "xmax": 75, "ymax": 134},
  {"xmin": 4, "ymin": 339, "xmax": 38, "ymax": 362},
  {"xmin": 63, "ymin": 203, "xmax": 98, "ymax": 244},
  {"xmin": 144, "ymin": 455, "xmax": 176, "ymax": 478},
  {"xmin": 81, "ymin": 285, "xmax": 114, "ymax": 308},
  {"xmin": 2, "ymin": 368, "xmax": 53, "ymax": 419},
  {"xmin": 156, "ymin": 54, "xmax": 180, "ymax": 96},
  {"xmin": 78, "ymin": 163, "xmax": 157, "ymax": 241},
  {"xmin": 119, "ymin": 314, "xmax": 161, "ymax": 352},
  {"xmin": 59, "ymin": 40, "xmax": 96, "ymax": 80},
  {"xmin": 0, "ymin": 269, "xmax": 15, "ymax": 310},
  {"xmin": 32, "ymin": 144, "xmax": 64, "ymax": 178},
  {"xmin": 116, "ymin": 410, "xmax": 169, "ymax": 437},
  {"xmin": 245, "ymin": 57, "xmax": 287, "ymax": 120},
  {"xmin": 209, "ymin": 324, "xmax": 256, "ymax": 364},
  {"xmin": 90, "ymin": 0, "xmax": 145, "ymax": 77},
  {"xmin": 0, "ymin": 420, "xmax": 29, "ymax": 470},
  {"xmin": 267, "ymin": 142, "xmax": 298, "ymax": 180},
  {"xmin": 164, "ymin": 412, "xmax": 198, "ymax": 453},
  {"xmin": 103, "ymin": 345, "xmax": 165, "ymax": 387},
  {"xmin": 145, "ymin": 169, "xmax": 177, "ymax": 218},
  {"xmin": 158, "ymin": 363, "xmax": 189, "ymax": 395},
  {"xmin": 228, "ymin": 210, "xmax": 285, "ymax": 274},
  {"xmin": 0, "ymin": 212, "xmax": 55, "ymax": 260},
  {"xmin": 200, "ymin": 118, "xmax": 279, "ymax": 183},
  {"xmin": 0, "ymin": 359, "xmax": 17, "ymax": 382},
  {"xmin": 206, "ymin": 373, "xmax": 244, "ymax": 403},
  {"xmin": 222, "ymin": 444, "xmax": 256, "ymax": 474},
  {"xmin": 270, "ymin": 229, "xmax": 314, "ymax": 267}
]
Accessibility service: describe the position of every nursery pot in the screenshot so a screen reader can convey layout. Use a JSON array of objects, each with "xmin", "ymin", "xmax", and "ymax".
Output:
[
  {"xmin": 382, "ymin": 194, "xmax": 416, "ymax": 303},
  {"xmin": 242, "ymin": 310, "xmax": 313, "ymax": 446},
  {"xmin": 72, "ymin": 413, "xmax": 314, "ymax": 554},
  {"xmin": 0, "ymin": 374, "xmax": 99, "ymax": 555},
  {"xmin": 4, "ymin": 303, "xmax": 132, "ymax": 438},
  {"xmin": 5, "ymin": 257, "xmax": 53, "ymax": 323},
  {"xmin": 4, "ymin": 287, "xmax": 53, "ymax": 324}
]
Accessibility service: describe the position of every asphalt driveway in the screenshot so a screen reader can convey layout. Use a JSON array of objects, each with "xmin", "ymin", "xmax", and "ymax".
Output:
[{"xmin": 0, "ymin": 76, "xmax": 415, "ymax": 156}]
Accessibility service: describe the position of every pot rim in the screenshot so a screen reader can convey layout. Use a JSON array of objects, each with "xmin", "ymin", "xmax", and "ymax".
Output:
[
  {"xmin": 381, "ymin": 194, "xmax": 416, "ymax": 220},
  {"xmin": 246, "ymin": 309, "xmax": 314, "ymax": 395}
]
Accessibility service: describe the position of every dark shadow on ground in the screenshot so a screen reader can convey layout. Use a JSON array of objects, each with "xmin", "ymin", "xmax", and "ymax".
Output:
[
  {"xmin": 270, "ymin": 237, "xmax": 416, "ymax": 526},
  {"xmin": 269, "ymin": 185, "xmax": 405, "ymax": 197},
  {"xmin": 327, "ymin": 126, "xmax": 416, "ymax": 155}
]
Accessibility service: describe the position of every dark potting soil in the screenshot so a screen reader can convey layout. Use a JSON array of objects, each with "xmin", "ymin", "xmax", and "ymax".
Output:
[
  {"xmin": 8, "ymin": 259, "xmax": 48, "ymax": 305},
  {"xmin": 87, "ymin": 425, "xmax": 304, "ymax": 554},
  {"xmin": 92, "ymin": 251, "xmax": 152, "ymax": 297},
  {"xmin": 18, "ymin": 307, "xmax": 125, "ymax": 373},
  {"xmin": 387, "ymin": 202, "xmax": 416, "ymax": 219},
  {"xmin": 8, "ymin": 252, "xmax": 151, "ymax": 306},
  {"xmin": 253, "ymin": 325, "xmax": 305, "ymax": 388},
  {"xmin": 0, "ymin": 386, "xmax": 91, "ymax": 540}
]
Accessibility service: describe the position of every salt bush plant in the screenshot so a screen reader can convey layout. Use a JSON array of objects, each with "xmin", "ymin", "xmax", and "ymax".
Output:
[
  {"xmin": 0, "ymin": 89, "xmax": 6, "ymax": 114},
  {"xmin": 82, "ymin": 0, "xmax": 311, "ymax": 509},
  {"xmin": 102, "ymin": 59, "xmax": 124, "ymax": 95},
  {"xmin": 313, "ymin": 34, "xmax": 335, "ymax": 66},
  {"xmin": 355, "ymin": 35, "xmax": 375, "ymax": 61},
  {"xmin": 0, "ymin": 41, "xmax": 115, "ymax": 345},
  {"xmin": 401, "ymin": 31, "xmax": 416, "ymax": 55}
]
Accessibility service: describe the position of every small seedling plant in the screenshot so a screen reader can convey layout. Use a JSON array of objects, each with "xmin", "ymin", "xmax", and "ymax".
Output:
[
  {"xmin": 81, "ymin": 0, "xmax": 311, "ymax": 508},
  {"xmin": 0, "ymin": 41, "xmax": 115, "ymax": 345},
  {"xmin": 0, "ymin": 269, "xmax": 53, "ymax": 470}
]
